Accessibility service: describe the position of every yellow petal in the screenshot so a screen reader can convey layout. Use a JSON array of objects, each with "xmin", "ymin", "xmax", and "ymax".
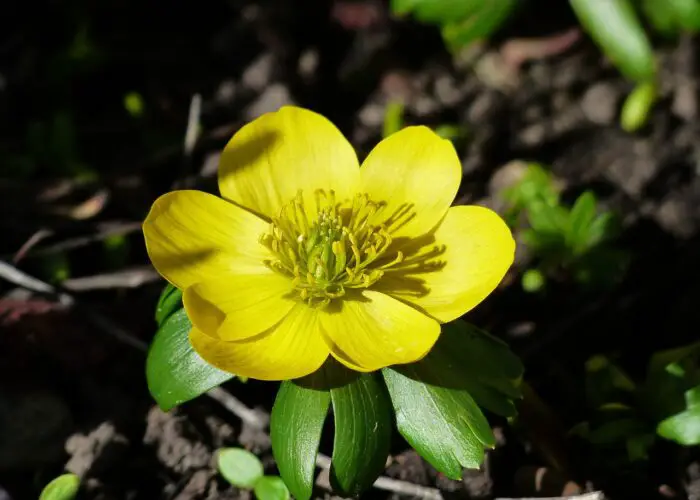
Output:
[
  {"xmin": 183, "ymin": 272, "xmax": 296, "ymax": 341},
  {"xmin": 319, "ymin": 290, "xmax": 440, "ymax": 372},
  {"xmin": 143, "ymin": 190, "xmax": 270, "ymax": 289},
  {"xmin": 377, "ymin": 205, "xmax": 515, "ymax": 323},
  {"xmin": 360, "ymin": 126, "xmax": 461, "ymax": 239},
  {"xmin": 218, "ymin": 106, "xmax": 360, "ymax": 219},
  {"xmin": 189, "ymin": 304, "xmax": 329, "ymax": 381}
]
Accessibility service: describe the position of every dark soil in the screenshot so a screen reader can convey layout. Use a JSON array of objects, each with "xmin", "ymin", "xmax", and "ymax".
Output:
[{"xmin": 2, "ymin": 1, "xmax": 700, "ymax": 499}]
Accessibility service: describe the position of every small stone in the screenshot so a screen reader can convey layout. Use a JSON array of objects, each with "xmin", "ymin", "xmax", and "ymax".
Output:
[
  {"xmin": 517, "ymin": 123, "xmax": 547, "ymax": 146},
  {"xmin": 434, "ymin": 73, "xmax": 463, "ymax": 107},
  {"xmin": 672, "ymin": 81, "xmax": 697, "ymax": 121},
  {"xmin": 488, "ymin": 160, "xmax": 528, "ymax": 198},
  {"xmin": 655, "ymin": 195, "xmax": 695, "ymax": 238},
  {"xmin": 298, "ymin": 49, "xmax": 319, "ymax": 80},
  {"xmin": 357, "ymin": 101, "xmax": 385, "ymax": 128},
  {"xmin": 215, "ymin": 80, "xmax": 237, "ymax": 105},
  {"xmin": 245, "ymin": 84, "xmax": 294, "ymax": 120},
  {"xmin": 581, "ymin": 82, "xmax": 619, "ymax": 125},
  {"xmin": 241, "ymin": 54, "xmax": 274, "ymax": 91},
  {"xmin": 467, "ymin": 91, "xmax": 499, "ymax": 123},
  {"xmin": 411, "ymin": 95, "xmax": 440, "ymax": 116}
]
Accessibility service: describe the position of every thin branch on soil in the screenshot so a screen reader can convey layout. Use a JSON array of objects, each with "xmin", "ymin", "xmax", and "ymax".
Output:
[
  {"xmin": 61, "ymin": 266, "xmax": 160, "ymax": 291},
  {"xmin": 316, "ymin": 453, "xmax": 444, "ymax": 500},
  {"xmin": 13, "ymin": 229, "xmax": 53, "ymax": 263},
  {"xmin": 184, "ymin": 93, "xmax": 202, "ymax": 157},
  {"xmin": 495, "ymin": 492, "xmax": 604, "ymax": 500},
  {"xmin": 14, "ymin": 221, "xmax": 142, "ymax": 259},
  {"xmin": 205, "ymin": 387, "xmax": 269, "ymax": 429}
]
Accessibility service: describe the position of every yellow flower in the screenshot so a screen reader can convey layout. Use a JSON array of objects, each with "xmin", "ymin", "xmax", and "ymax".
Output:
[{"xmin": 143, "ymin": 106, "xmax": 514, "ymax": 381}]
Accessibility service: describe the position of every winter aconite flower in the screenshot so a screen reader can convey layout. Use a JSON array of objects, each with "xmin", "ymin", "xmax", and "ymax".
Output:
[{"xmin": 143, "ymin": 106, "xmax": 514, "ymax": 381}]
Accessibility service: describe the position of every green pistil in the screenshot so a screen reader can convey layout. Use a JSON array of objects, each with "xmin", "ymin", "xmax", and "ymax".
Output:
[{"xmin": 259, "ymin": 190, "xmax": 405, "ymax": 307}]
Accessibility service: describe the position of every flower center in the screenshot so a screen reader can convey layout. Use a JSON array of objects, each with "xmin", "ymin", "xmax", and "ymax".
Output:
[{"xmin": 260, "ymin": 190, "xmax": 404, "ymax": 307}]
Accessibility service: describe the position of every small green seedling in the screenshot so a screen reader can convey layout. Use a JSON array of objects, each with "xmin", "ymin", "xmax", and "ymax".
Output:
[
  {"xmin": 620, "ymin": 81, "xmax": 657, "ymax": 132},
  {"xmin": 39, "ymin": 474, "xmax": 80, "ymax": 500},
  {"xmin": 217, "ymin": 448, "xmax": 290, "ymax": 500},
  {"xmin": 502, "ymin": 163, "xmax": 627, "ymax": 291},
  {"xmin": 574, "ymin": 341, "xmax": 700, "ymax": 466},
  {"xmin": 381, "ymin": 101, "xmax": 464, "ymax": 141}
]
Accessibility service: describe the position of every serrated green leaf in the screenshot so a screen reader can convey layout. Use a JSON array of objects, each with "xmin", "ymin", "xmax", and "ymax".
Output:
[
  {"xmin": 568, "ymin": 191, "xmax": 597, "ymax": 252},
  {"xmin": 218, "ymin": 448, "xmax": 264, "ymax": 488},
  {"xmin": 254, "ymin": 476, "xmax": 290, "ymax": 500},
  {"xmin": 383, "ymin": 366, "xmax": 490, "ymax": 478},
  {"xmin": 440, "ymin": 321, "xmax": 523, "ymax": 398},
  {"xmin": 39, "ymin": 474, "xmax": 80, "ymax": 500},
  {"xmin": 271, "ymin": 371, "xmax": 331, "ymax": 500},
  {"xmin": 571, "ymin": 0, "xmax": 655, "ymax": 81},
  {"xmin": 382, "ymin": 321, "xmax": 520, "ymax": 478},
  {"xmin": 330, "ymin": 368, "xmax": 392, "ymax": 496},
  {"xmin": 155, "ymin": 282, "xmax": 183, "ymax": 327},
  {"xmin": 146, "ymin": 309, "xmax": 232, "ymax": 411}
]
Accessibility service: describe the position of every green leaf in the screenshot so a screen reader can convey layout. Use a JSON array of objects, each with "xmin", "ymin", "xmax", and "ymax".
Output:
[
  {"xmin": 620, "ymin": 81, "xmax": 657, "ymax": 132},
  {"xmin": 527, "ymin": 202, "xmax": 568, "ymax": 235},
  {"xmin": 658, "ymin": 407, "xmax": 700, "ymax": 444},
  {"xmin": 254, "ymin": 476, "xmax": 291, "ymax": 500},
  {"xmin": 39, "ymin": 474, "xmax": 80, "ymax": 500},
  {"xmin": 146, "ymin": 309, "xmax": 232, "ymax": 411},
  {"xmin": 442, "ymin": 0, "xmax": 517, "ymax": 49},
  {"xmin": 217, "ymin": 448, "xmax": 264, "ymax": 488},
  {"xmin": 587, "ymin": 417, "xmax": 648, "ymax": 445},
  {"xmin": 584, "ymin": 355, "xmax": 636, "ymax": 409},
  {"xmin": 567, "ymin": 191, "xmax": 597, "ymax": 252},
  {"xmin": 383, "ymin": 367, "xmax": 489, "ymax": 478},
  {"xmin": 382, "ymin": 321, "xmax": 522, "ymax": 479},
  {"xmin": 329, "ymin": 368, "xmax": 392, "ymax": 496},
  {"xmin": 408, "ymin": 0, "xmax": 482, "ymax": 24},
  {"xmin": 657, "ymin": 385, "xmax": 700, "ymax": 445},
  {"xmin": 433, "ymin": 124, "xmax": 465, "ymax": 141},
  {"xmin": 667, "ymin": 0, "xmax": 700, "ymax": 30},
  {"xmin": 271, "ymin": 371, "xmax": 331, "ymax": 500},
  {"xmin": 382, "ymin": 101, "xmax": 405, "ymax": 138},
  {"xmin": 586, "ymin": 212, "xmax": 619, "ymax": 247},
  {"xmin": 640, "ymin": 0, "xmax": 679, "ymax": 36},
  {"xmin": 155, "ymin": 282, "xmax": 183, "ymax": 327},
  {"xmin": 570, "ymin": 0, "xmax": 655, "ymax": 81}
]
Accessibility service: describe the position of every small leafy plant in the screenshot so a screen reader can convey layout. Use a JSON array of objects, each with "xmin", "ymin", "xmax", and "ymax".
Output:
[
  {"xmin": 574, "ymin": 341, "xmax": 700, "ymax": 465},
  {"xmin": 217, "ymin": 448, "xmax": 290, "ymax": 500},
  {"xmin": 502, "ymin": 163, "xmax": 627, "ymax": 291}
]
